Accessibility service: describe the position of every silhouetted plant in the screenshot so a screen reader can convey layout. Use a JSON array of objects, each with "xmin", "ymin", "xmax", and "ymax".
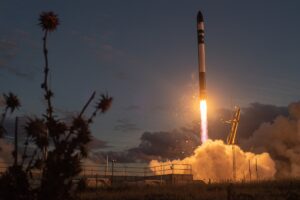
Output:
[
  {"xmin": 0, "ymin": 92, "xmax": 20, "ymax": 137},
  {"xmin": 0, "ymin": 11, "xmax": 112, "ymax": 200},
  {"xmin": 39, "ymin": 11, "xmax": 59, "ymax": 160},
  {"xmin": 88, "ymin": 93, "xmax": 113, "ymax": 123},
  {"xmin": 3, "ymin": 92, "xmax": 21, "ymax": 113},
  {"xmin": 0, "ymin": 165, "xmax": 31, "ymax": 200}
]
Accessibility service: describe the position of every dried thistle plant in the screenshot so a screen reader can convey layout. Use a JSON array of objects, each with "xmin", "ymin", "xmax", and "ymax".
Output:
[
  {"xmin": 0, "ymin": 11, "xmax": 112, "ymax": 200},
  {"xmin": 0, "ymin": 92, "xmax": 20, "ymax": 137},
  {"xmin": 39, "ymin": 12, "xmax": 59, "ymax": 32}
]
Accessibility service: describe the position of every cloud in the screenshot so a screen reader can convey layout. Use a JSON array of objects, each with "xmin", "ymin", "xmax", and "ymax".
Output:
[
  {"xmin": 114, "ymin": 119, "xmax": 140, "ymax": 132},
  {"xmin": 129, "ymin": 127, "xmax": 200, "ymax": 161},
  {"xmin": 90, "ymin": 122, "xmax": 200, "ymax": 163},
  {"xmin": 88, "ymin": 136, "xmax": 108, "ymax": 151},
  {"xmin": 208, "ymin": 103, "xmax": 288, "ymax": 141}
]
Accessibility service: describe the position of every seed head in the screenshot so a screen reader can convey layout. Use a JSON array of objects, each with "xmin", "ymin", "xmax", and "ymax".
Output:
[{"xmin": 39, "ymin": 11, "xmax": 59, "ymax": 32}]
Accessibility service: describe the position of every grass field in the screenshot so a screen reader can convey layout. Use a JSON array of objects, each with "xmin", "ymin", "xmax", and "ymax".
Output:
[{"xmin": 77, "ymin": 179, "xmax": 300, "ymax": 200}]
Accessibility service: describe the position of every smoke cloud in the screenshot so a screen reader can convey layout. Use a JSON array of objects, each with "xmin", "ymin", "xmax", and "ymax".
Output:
[
  {"xmin": 243, "ymin": 101, "xmax": 300, "ymax": 178},
  {"xmin": 150, "ymin": 140, "xmax": 276, "ymax": 182}
]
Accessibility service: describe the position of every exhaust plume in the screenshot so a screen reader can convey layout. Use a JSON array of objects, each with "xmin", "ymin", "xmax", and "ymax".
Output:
[
  {"xmin": 150, "ymin": 140, "xmax": 275, "ymax": 182},
  {"xmin": 200, "ymin": 100, "xmax": 208, "ymax": 143}
]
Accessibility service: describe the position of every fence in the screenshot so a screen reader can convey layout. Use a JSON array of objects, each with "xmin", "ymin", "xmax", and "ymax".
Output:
[
  {"xmin": 0, "ymin": 162, "xmax": 192, "ymax": 177},
  {"xmin": 0, "ymin": 162, "xmax": 194, "ymax": 185},
  {"xmin": 81, "ymin": 163, "xmax": 192, "ymax": 177}
]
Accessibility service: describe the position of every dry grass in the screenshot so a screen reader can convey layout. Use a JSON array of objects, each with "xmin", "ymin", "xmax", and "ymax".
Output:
[{"xmin": 77, "ymin": 179, "xmax": 300, "ymax": 200}]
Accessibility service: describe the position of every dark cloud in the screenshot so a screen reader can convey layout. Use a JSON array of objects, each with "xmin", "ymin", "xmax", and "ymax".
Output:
[
  {"xmin": 128, "ymin": 127, "xmax": 200, "ymax": 161},
  {"xmin": 208, "ymin": 103, "xmax": 288, "ymax": 142},
  {"xmin": 239, "ymin": 103, "xmax": 288, "ymax": 139},
  {"xmin": 114, "ymin": 119, "xmax": 140, "ymax": 132},
  {"xmin": 88, "ymin": 136, "xmax": 108, "ymax": 151},
  {"xmin": 91, "ymin": 122, "xmax": 200, "ymax": 163}
]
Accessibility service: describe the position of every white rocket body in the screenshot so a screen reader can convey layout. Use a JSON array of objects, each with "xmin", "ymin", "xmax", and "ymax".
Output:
[{"xmin": 197, "ymin": 11, "xmax": 206, "ymax": 100}]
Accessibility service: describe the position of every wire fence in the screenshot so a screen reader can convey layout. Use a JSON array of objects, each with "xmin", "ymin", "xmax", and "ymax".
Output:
[
  {"xmin": 0, "ymin": 162, "xmax": 192, "ymax": 178},
  {"xmin": 81, "ymin": 163, "xmax": 192, "ymax": 177}
]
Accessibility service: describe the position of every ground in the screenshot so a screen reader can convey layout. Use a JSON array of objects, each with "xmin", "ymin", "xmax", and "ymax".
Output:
[{"xmin": 77, "ymin": 179, "xmax": 300, "ymax": 200}]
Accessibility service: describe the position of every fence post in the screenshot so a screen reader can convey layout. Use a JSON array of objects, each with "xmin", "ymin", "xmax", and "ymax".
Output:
[
  {"xmin": 111, "ymin": 159, "xmax": 116, "ymax": 185},
  {"xmin": 96, "ymin": 173, "xmax": 98, "ymax": 190},
  {"xmin": 160, "ymin": 164, "xmax": 163, "ymax": 184}
]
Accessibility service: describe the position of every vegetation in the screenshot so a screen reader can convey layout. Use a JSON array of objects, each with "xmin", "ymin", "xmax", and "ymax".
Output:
[
  {"xmin": 77, "ymin": 180, "xmax": 300, "ymax": 200},
  {"xmin": 0, "ymin": 11, "xmax": 112, "ymax": 200}
]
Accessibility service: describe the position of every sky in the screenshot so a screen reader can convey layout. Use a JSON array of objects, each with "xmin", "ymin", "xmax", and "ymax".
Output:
[{"xmin": 1, "ymin": 0, "xmax": 300, "ymax": 150}]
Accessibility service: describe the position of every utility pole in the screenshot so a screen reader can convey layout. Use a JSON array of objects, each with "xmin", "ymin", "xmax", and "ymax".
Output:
[
  {"xmin": 14, "ymin": 117, "xmax": 18, "ymax": 166},
  {"xmin": 105, "ymin": 155, "xmax": 108, "ymax": 177},
  {"xmin": 111, "ymin": 159, "xmax": 116, "ymax": 185},
  {"xmin": 232, "ymin": 145, "xmax": 236, "ymax": 181},
  {"xmin": 255, "ymin": 158, "xmax": 259, "ymax": 180},
  {"xmin": 248, "ymin": 160, "xmax": 252, "ymax": 181}
]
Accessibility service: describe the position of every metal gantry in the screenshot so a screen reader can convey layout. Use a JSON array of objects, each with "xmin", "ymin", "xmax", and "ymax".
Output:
[{"xmin": 225, "ymin": 106, "xmax": 241, "ymax": 181}]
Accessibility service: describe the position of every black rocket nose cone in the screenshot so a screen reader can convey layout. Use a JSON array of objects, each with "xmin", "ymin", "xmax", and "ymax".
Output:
[{"xmin": 197, "ymin": 11, "xmax": 204, "ymax": 22}]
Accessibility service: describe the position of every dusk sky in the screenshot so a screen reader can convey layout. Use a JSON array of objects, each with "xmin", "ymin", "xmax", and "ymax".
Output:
[{"xmin": 1, "ymin": 1, "xmax": 300, "ymax": 150}]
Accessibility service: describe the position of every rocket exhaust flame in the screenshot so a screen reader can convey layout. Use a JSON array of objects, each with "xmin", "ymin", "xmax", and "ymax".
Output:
[{"xmin": 200, "ymin": 100, "xmax": 208, "ymax": 143}]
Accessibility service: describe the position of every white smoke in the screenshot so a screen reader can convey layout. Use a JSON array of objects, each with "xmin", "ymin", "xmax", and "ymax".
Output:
[
  {"xmin": 150, "ymin": 140, "xmax": 275, "ymax": 182},
  {"xmin": 243, "ymin": 101, "xmax": 300, "ymax": 178}
]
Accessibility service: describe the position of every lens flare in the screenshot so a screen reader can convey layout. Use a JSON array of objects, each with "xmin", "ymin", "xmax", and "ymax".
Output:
[{"xmin": 200, "ymin": 100, "xmax": 208, "ymax": 143}]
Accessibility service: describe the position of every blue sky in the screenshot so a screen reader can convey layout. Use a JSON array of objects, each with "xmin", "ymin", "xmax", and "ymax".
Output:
[{"xmin": 1, "ymin": 0, "xmax": 300, "ymax": 150}]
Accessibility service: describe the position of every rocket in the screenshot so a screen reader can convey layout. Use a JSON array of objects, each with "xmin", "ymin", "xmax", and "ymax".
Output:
[{"xmin": 197, "ymin": 11, "xmax": 206, "ymax": 100}]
